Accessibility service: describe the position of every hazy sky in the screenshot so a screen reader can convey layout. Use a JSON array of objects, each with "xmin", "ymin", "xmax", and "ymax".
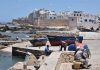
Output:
[{"xmin": 0, "ymin": 0, "xmax": 100, "ymax": 22}]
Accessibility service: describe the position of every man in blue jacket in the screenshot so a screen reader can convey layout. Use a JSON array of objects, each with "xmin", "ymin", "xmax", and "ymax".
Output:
[{"xmin": 44, "ymin": 45, "xmax": 51, "ymax": 56}]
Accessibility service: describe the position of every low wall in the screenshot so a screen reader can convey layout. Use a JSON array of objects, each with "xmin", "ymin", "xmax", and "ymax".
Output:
[
  {"xmin": 12, "ymin": 47, "xmax": 44, "ymax": 59},
  {"xmin": 79, "ymin": 32, "xmax": 100, "ymax": 40},
  {"xmin": 55, "ymin": 51, "xmax": 74, "ymax": 70}
]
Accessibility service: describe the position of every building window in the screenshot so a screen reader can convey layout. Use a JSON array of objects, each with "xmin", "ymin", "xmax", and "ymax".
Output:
[
  {"xmin": 54, "ymin": 17, "xmax": 56, "ymax": 19},
  {"xmin": 60, "ymin": 16, "xmax": 62, "ymax": 19},
  {"xmin": 80, "ymin": 14, "xmax": 82, "ymax": 16},
  {"xmin": 89, "ymin": 19, "xmax": 95, "ymax": 23},
  {"xmin": 72, "ymin": 19, "xmax": 74, "ymax": 21},
  {"xmin": 80, "ymin": 20, "xmax": 82, "ymax": 22},
  {"xmin": 98, "ymin": 18, "xmax": 100, "ymax": 20},
  {"xmin": 84, "ymin": 19, "xmax": 87, "ymax": 22},
  {"xmin": 50, "ymin": 17, "xmax": 52, "ymax": 19},
  {"xmin": 77, "ymin": 14, "xmax": 78, "ymax": 16},
  {"xmin": 89, "ymin": 19, "xmax": 91, "ymax": 22},
  {"xmin": 74, "ymin": 14, "xmax": 76, "ymax": 16}
]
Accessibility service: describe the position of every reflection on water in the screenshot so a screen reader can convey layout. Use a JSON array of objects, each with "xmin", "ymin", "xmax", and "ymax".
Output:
[{"xmin": 0, "ymin": 51, "xmax": 24, "ymax": 70}]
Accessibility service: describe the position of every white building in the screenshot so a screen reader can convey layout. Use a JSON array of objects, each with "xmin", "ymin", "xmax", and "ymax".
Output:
[
  {"xmin": 28, "ymin": 9, "xmax": 100, "ymax": 31},
  {"xmin": 28, "ymin": 9, "xmax": 69, "ymax": 20},
  {"xmin": 68, "ymin": 11, "xmax": 100, "ymax": 30}
]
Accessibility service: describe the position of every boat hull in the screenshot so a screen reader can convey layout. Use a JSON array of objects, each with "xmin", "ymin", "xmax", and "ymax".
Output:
[
  {"xmin": 30, "ymin": 38, "xmax": 47, "ymax": 47},
  {"xmin": 47, "ymin": 35, "xmax": 83, "ymax": 46}
]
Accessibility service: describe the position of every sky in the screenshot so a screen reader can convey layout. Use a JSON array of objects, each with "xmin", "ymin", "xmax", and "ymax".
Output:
[{"xmin": 0, "ymin": 0, "xmax": 100, "ymax": 22}]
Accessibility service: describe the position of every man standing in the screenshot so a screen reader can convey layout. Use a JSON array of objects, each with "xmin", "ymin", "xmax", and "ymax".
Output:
[{"xmin": 60, "ymin": 41, "xmax": 67, "ymax": 51}]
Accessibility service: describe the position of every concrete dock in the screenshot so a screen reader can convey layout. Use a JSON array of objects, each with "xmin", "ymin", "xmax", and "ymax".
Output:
[
  {"xmin": 1, "ymin": 41, "xmax": 31, "ymax": 52},
  {"xmin": 83, "ymin": 40, "xmax": 100, "ymax": 70},
  {"xmin": 6, "ymin": 40, "xmax": 100, "ymax": 70},
  {"xmin": 57, "ymin": 40, "xmax": 100, "ymax": 70}
]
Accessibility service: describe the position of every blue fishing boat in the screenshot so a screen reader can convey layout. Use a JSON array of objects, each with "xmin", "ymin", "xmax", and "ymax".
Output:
[
  {"xmin": 47, "ymin": 35, "xmax": 83, "ymax": 46},
  {"xmin": 30, "ymin": 38, "xmax": 47, "ymax": 47}
]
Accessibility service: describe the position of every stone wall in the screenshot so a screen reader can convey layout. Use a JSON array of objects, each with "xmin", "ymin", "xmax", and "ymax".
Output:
[
  {"xmin": 55, "ymin": 52, "xmax": 74, "ymax": 70},
  {"xmin": 33, "ymin": 19, "xmax": 69, "ymax": 28}
]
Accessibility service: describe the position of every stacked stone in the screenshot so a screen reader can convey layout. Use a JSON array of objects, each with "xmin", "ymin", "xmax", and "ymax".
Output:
[
  {"xmin": 55, "ymin": 52, "xmax": 74, "ymax": 70},
  {"xmin": 59, "ymin": 52, "xmax": 74, "ymax": 63}
]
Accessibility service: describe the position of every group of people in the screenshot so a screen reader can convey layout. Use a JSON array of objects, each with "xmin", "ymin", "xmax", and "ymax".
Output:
[
  {"xmin": 44, "ymin": 38, "xmax": 91, "ymax": 69},
  {"xmin": 70, "ymin": 38, "xmax": 91, "ymax": 69}
]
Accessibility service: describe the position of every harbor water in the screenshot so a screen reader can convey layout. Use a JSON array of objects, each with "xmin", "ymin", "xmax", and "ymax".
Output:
[
  {"xmin": 0, "ymin": 32, "xmax": 34, "ymax": 40},
  {"xmin": 0, "ymin": 51, "xmax": 24, "ymax": 70}
]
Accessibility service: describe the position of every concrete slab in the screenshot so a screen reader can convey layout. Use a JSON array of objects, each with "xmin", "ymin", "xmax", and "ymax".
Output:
[
  {"xmin": 39, "ymin": 52, "xmax": 62, "ymax": 70},
  {"xmin": 59, "ymin": 63, "xmax": 72, "ymax": 70}
]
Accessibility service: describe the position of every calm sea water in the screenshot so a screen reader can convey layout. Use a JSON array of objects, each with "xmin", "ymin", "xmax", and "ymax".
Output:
[
  {"xmin": 0, "ymin": 32, "xmax": 32, "ymax": 70},
  {"xmin": 0, "ymin": 51, "xmax": 24, "ymax": 70},
  {"xmin": 0, "ymin": 32, "xmax": 34, "ymax": 39}
]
